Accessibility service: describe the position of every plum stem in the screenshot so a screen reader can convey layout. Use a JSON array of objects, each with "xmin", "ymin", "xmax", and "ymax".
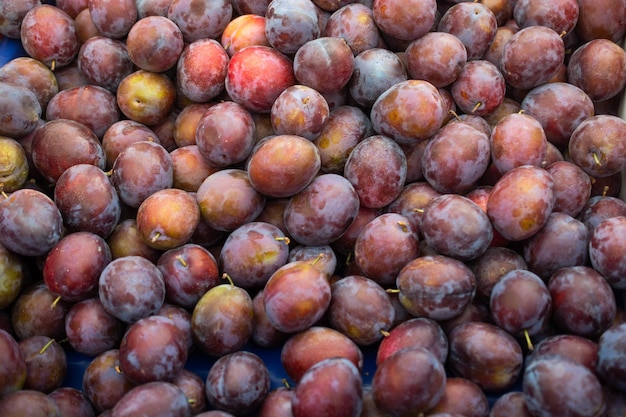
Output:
[
  {"xmin": 413, "ymin": 208, "xmax": 424, "ymax": 213},
  {"xmin": 524, "ymin": 329, "xmax": 534, "ymax": 351},
  {"xmin": 151, "ymin": 232, "xmax": 161, "ymax": 242},
  {"xmin": 603, "ymin": 185, "xmax": 609, "ymax": 197},
  {"xmin": 386, "ymin": 288, "xmax": 400, "ymax": 294},
  {"xmin": 176, "ymin": 255, "xmax": 188, "ymax": 268},
  {"xmin": 448, "ymin": 109, "xmax": 462, "ymax": 122},
  {"xmin": 50, "ymin": 59, "xmax": 56, "ymax": 71},
  {"xmin": 51, "ymin": 295, "xmax": 61, "ymax": 309},
  {"xmin": 310, "ymin": 253, "xmax": 324, "ymax": 266},
  {"xmin": 380, "ymin": 329, "xmax": 390, "ymax": 337},
  {"xmin": 275, "ymin": 236, "xmax": 290, "ymax": 245},
  {"xmin": 39, "ymin": 338, "xmax": 56, "ymax": 355},
  {"xmin": 222, "ymin": 273, "xmax": 235, "ymax": 286},
  {"xmin": 471, "ymin": 101, "xmax": 482, "ymax": 113},
  {"xmin": 592, "ymin": 152, "xmax": 602, "ymax": 166},
  {"xmin": 282, "ymin": 378, "xmax": 291, "ymax": 389},
  {"xmin": 397, "ymin": 221, "xmax": 409, "ymax": 233},
  {"xmin": 115, "ymin": 365, "xmax": 122, "ymax": 373}
]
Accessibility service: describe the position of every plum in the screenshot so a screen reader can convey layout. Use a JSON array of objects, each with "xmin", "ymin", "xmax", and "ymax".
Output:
[
  {"xmin": 0, "ymin": 329, "xmax": 27, "ymax": 398},
  {"xmin": 372, "ymin": 347, "xmax": 446, "ymax": 416},
  {"xmin": 205, "ymin": 351, "xmax": 270, "ymax": 416},
  {"xmin": 191, "ymin": 283, "xmax": 254, "ymax": 357},
  {"xmin": 292, "ymin": 357, "xmax": 363, "ymax": 417},
  {"xmin": 263, "ymin": 261, "xmax": 331, "ymax": 333}
]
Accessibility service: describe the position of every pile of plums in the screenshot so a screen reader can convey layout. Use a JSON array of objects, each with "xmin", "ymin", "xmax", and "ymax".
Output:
[{"xmin": 0, "ymin": 0, "xmax": 626, "ymax": 416}]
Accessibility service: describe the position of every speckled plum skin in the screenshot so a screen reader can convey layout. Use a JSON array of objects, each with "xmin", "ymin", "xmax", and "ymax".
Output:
[
  {"xmin": 88, "ymin": 0, "xmax": 137, "ymax": 39},
  {"xmin": 438, "ymin": 2, "xmax": 498, "ymax": 60},
  {"xmin": 293, "ymin": 36, "xmax": 355, "ymax": 93},
  {"xmin": 589, "ymin": 216, "xmax": 626, "ymax": 289},
  {"xmin": 489, "ymin": 269, "xmax": 552, "ymax": 337},
  {"xmin": 548, "ymin": 266, "xmax": 616, "ymax": 337},
  {"xmin": 324, "ymin": 3, "xmax": 384, "ymax": 56},
  {"xmin": 486, "ymin": 165, "xmax": 555, "ymax": 242},
  {"xmin": 397, "ymin": 255, "xmax": 477, "ymax": 321},
  {"xmin": 501, "ymin": 25, "xmax": 565, "ymax": 90},
  {"xmin": 372, "ymin": 347, "xmax": 446, "ymax": 416},
  {"xmin": 0, "ymin": 82, "xmax": 41, "ymax": 139},
  {"xmin": 520, "ymin": 82, "xmax": 594, "ymax": 149},
  {"xmin": 98, "ymin": 256, "xmax": 166, "ymax": 324},
  {"xmin": 82, "ymin": 349, "xmax": 136, "ymax": 413},
  {"xmin": 77, "ymin": 36, "xmax": 134, "ymax": 93},
  {"xmin": 421, "ymin": 121, "xmax": 491, "ymax": 195},
  {"xmin": 513, "ymin": 0, "xmax": 579, "ymax": 34},
  {"xmin": 205, "ymin": 351, "xmax": 270, "ymax": 416},
  {"xmin": 451, "ymin": 60, "xmax": 506, "ymax": 116},
  {"xmin": 576, "ymin": 0, "xmax": 626, "ymax": 42},
  {"xmin": 527, "ymin": 334, "xmax": 599, "ymax": 374},
  {"xmin": 126, "ymin": 16, "xmax": 184, "ymax": 73},
  {"xmin": 567, "ymin": 115, "xmax": 626, "ymax": 179},
  {"xmin": 191, "ymin": 284, "xmax": 254, "ymax": 358},
  {"xmin": 280, "ymin": 326, "xmax": 363, "ymax": 383},
  {"xmin": 370, "ymin": 80, "xmax": 445, "ymax": 145},
  {"xmin": 247, "ymin": 134, "xmax": 321, "ymax": 199},
  {"xmin": 54, "ymin": 164, "xmax": 122, "ymax": 238},
  {"xmin": 596, "ymin": 323, "xmax": 626, "ymax": 391},
  {"xmin": 376, "ymin": 317, "xmax": 448, "ymax": 366},
  {"xmin": 475, "ymin": 105, "xmax": 531, "ymax": 157},
  {"xmin": 448, "ymin": 321, "xmax": 523, "ymax": 392},
  {"xmin": 522, "ymin": 212, "xmax": 589, "ymax": 280},
  {"xmin": 111, "ymin": 381, "xmax": 191, "ymax": 417},
  {"xmin": 348, "ymin": 48, "xmax": 407, "ymax": 109},
  {"xmin": 284, "ymin": 173, "xmax": 360, "ymax": 246},
  {"xmin": 344, "ymin": 135, "xmax": 407, "ymax": 209},
  {"xmin": 20, "ymin": 4, "xmax": 79, "ymax": 69},
  {"xmin": 219, "ymin": 222, "xmax": 290, "ymax": 290},
  {"xmin": 43, "ymin": 231, "xmax": 112, "ymax": 302},
  {"xmin": 167, "ymin": 0, "xmax": 232, "ymax": 42},
  {"xmin": 0, "ymin": 189, "xmax": 63, "ymax": 257},
  {"xmin": 264, "ymin": 0, "xmax": 320, "ymax": 55},
  {"xmin": 313, "ymin": 105, "xmax": 373, "ymax": 174},
  {"xmin": 522, "ymin": 355, "xmax": 606, "ymax": 417},
  {"xmin": 0, "ymin": 329, "xmax": 27, "ymax": 398},
  {"xmin": 372, "ymin": 0, "xmax": 437, "ymax": 41},
  {"xmin": 271, "ymin": 85, "xmax": 329, "ymax": 140},
  {"xmin": 421, "ymin": 194, "xmax": 493, "ymax": 262},
  {"xmin": 406, "ymin": 32, "xmax": 467, "ymax": 88},
  {"xmin": 567, "ymin": 39, "xmax": 626, "ymax": 102},
  {"xmin": 32, "ymin": 119, "xmax": 106, "ymax": 184},
  {"xmin": 136, "ymin": 188, "xmax": 201, "ymax": 251},
  {"xmin": 118, "ymin": 316, "xmax": 188, "ymax": 384},
  {"xmin": 225, "ymin": 45, "xmax": 296, "ymax": 114},
  {"xmin": 292, "ymin": 357, "xmax": 363, "ymax": 417},
  {"xmin": 176, "ymin": 38, "xmax": 229, "ymax": 103},
  {"xmin": 263, "ymin": 261, "xmax": 331, "ymax": 333},
  {"xmin": 545, "ymin": 161, "xmax": 592, "ymax": 218},
  {"xmin": 111, "ymin": 140, "xmax": 173, "ymax": 209},
  {"xmin": 196, "ymin": 169, "xmax": 266, "ymax": 232},
  {"xmin": 428, "ymin": 377, "xmax": 490, "ymax": 417},
  {"xmin": 46, "ymin": 84, "xmax": 121, "ymax": 138},
  {"xmin": 328, "ymin": 275, "xmax": 395, "ymax": 346},
  {"xmin": 220, "ymin": 14, "xmax": 270, "ymax": 57},
  {"xmin": 353, "ymin": 213, "xmax": 419, "ymax": 286},
  {"xmin": 64, "ymin": 298, "xmax": 124, "ymax": 357}
]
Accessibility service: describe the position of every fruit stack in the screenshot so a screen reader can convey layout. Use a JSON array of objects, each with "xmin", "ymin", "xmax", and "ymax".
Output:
[{"xmin": 0, "ymin": 0, "xmax": 625, "ymax": 416}]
